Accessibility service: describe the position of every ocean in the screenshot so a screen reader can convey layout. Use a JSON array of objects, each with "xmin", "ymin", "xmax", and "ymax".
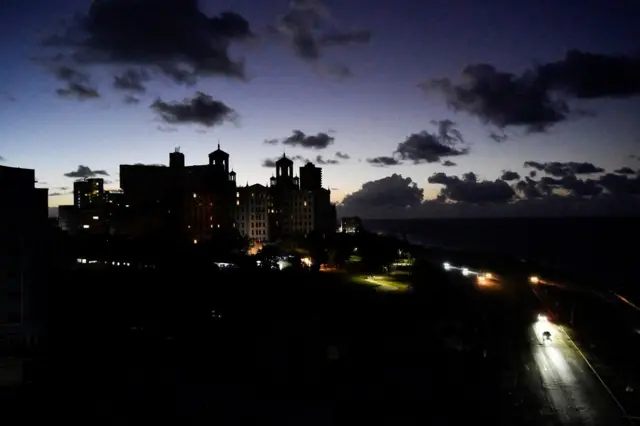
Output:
[{"xmin": 364, "ymin": 217, "xmax": 640, "ymax": 299}]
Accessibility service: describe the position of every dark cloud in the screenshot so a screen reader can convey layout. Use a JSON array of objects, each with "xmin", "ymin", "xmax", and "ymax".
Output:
[
  {"xmin": 598, "ymin": 173, "xmax": 640, "ymax": 196},
  {"xmin": 113, "ymin": 68, "xmax": 150, "ymax": 93},
  {"xmin": 428, "ymin": 172, "xmax": 515, "ymax": 204},
  {"xmin": 264, "ymin": 138, "xmax": 279, "ymax": 145},
  {"xmin": 43, "ymin": 1, "xmax": 252, "ymax": 83},
  {"xmin": 537, "ymin": 50, "xmax": 640, "ymax": 99},
  {"xmin": 441, "ymin": 160, "xmax": 457, "ymax": 167},
  {"xmin": 64, "ymin": 165, "xmax": 109, "ymax": 179},
  {"xmin": 365, "ymin": 120, "xmax": 468, "ymax": 167},
  {"xmin": 315, "ymin": 155, "xmax": 338, "ymax": 165},
  {"xmin": 489, "ymin": 131, "xmax": 508, "ymax": 143},
  {"xmin": 340, "ymin": 174, "xmax": 424, "ymax": 215},
  {"xmin": 335, "ymin": 151, "xmax": 350, "ymax": 160},
  {"xmin": 56, "ymin": 83, "xmax": 100, "ymax": 100},
  {"xmin": 52, "ymin": 65, "xmax": 100, "ymax": 100},
  {"xmin": 524, "ymin": 161, "xmax": 604, "ymax": 177},
  {"xmin": 340, "ymin": 167, "xmax": 640, "ymax": 218},
  {"xmin": 282, "ymin": 130, "xmax": 334, "ymax": 149},
  {"xmin": 394, "ymin": 120, "xmax": 469, "ymax": 163},
  {"xmin": 529, "ymin": 170, "xmax": 537, "ymax": 178},
  {"xmin": 0, "ymin": 155, "xmax": 4, "ymax": 161},
  {"xmin": 151, "ymin": 92, "xmax": 237, "ymax": 127},
  {"xmin": 49, "ymin": 189, "xmax": 72, "ymax": 197},
  {"xmin": 423, "ymin": 65, "xmax": 567, "ymax": 132},
  {"xmin": 366, "ymin": 156, "xmax": 401, "ymax": 167},
  {"xmin": 614, "ymin": 167, "xmax": 636, "ymax": 175},
  {"xmin": 500, "ymin": 170, "xmax": 520, "ymax": 181},
  {"xmin": 270, "ymin": 0, "xmax": 370, "ymax": 75},
  {"xmin": 422, "ymin": 50, "xmax": 640, "ymax": 132},
  {"xmin": 124, "ymin": 95, "xmax": 140, "ymax": 104},
  {"xmin": 262, "ymin": 158, "xmax": 277, "ymax": 168}
]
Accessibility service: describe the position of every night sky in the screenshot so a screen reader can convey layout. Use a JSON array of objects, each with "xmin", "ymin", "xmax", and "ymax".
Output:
[{"xmin": 1, "ymin": 0, "xmax": 639, "ymax": 217}]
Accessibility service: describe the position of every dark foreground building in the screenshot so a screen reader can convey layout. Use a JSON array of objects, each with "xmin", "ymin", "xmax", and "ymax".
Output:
[{"xmin": 0, "ymin": 166, "xmax": 49, "ymax": 384}]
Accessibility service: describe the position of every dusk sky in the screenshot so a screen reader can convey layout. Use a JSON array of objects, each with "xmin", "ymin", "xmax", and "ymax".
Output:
[{"xmin": 1, "ymin": 0, "xmax": 639, "ymax": 217}]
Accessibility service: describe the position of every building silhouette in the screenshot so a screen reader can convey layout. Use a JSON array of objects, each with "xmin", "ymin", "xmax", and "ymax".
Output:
[
  {"xmin": 0, "ymin": 165, "xmax": 48, "ymax": 350},
  {"xmin": 59, "ymin": 177, "xmax": 112, "ymax": 235},
  {"xmin": 73, "ymin": 178, "xmax": 104, "ymax": 209},
  {"xmin": 300, "ymin": 162, "xmax": 322, "ymax": 190},
  {"xmin": 119, "ymin": 146, "xmax": 237, "ymax": 242},
  {"xmin": 235, "ymin": 154, "xmax": 336, "ymax": 241},
  {"xmin": 55, "ymin": 147, "xmax": 337, "ymax": 244}
]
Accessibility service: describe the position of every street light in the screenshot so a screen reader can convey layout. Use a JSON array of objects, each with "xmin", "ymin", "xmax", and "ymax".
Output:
[{"xmin": 529, "ymin": 275, "xmax": 540, "ymax": 284}]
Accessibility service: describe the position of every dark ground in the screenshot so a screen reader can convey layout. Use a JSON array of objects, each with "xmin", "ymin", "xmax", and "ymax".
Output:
[{"xmin": 3, "ymin": 266, "xmax": 547, "ymax": 425}]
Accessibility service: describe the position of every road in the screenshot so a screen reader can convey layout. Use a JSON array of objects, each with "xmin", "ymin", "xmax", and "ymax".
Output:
[
  {"xmin": 526, "ymin": 319, "xmax": 630, "ymax": 425},
  {"xmin": 447, "ymin": 264, "xmax": 633, "ymax": 425}
]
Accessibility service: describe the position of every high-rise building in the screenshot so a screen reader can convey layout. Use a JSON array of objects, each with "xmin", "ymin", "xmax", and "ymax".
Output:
[
  {"xmin": 73, "ymin": 178, "xmax": 104, "ymax": 209},
  {"xmin": 0, "ymin": 165, "xmax": 48, "ymax": 347},
  {"xmin": 300, "ymin": 162, "xmax": 322, "ymax": 190}
]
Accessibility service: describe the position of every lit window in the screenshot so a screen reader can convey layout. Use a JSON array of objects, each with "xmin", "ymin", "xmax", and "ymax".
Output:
[
  {"xmin": 193, "ymin": 239, "xmax": 198, "ymax": 244},
  {"xmin": 236, "ymin": 192, "xmax": 240, "ymax": 198},
  {"xmin": 83, "ymin": 224, "xmax": 90, "ymax": 229},
  {"xmin": 303, "ymin": 201, "xmax": 307, "ymax": 207},
  {"xmin": 236, "ymin": 200, "xmax": 240, "ymax": 205},
  {"xmin": 193, "ymin": 193, "xmax": 197, "ymax": 198},
  {"xmin": 93, "ymin": 216, "xmax": 99, "ymax": 220}
]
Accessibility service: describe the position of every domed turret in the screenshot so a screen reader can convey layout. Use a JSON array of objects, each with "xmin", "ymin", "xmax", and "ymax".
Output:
[{"xmin": 208, "ymin": 143, "xmax": 229, "ymax": 172}]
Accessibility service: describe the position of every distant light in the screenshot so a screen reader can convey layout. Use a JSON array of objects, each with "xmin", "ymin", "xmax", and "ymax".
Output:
[
  {"xmin": 83, "ymin": 224, "xmax": 90, "ymax": 229},
  {"xmin": 485, "ymin": 272, "xmax": 493, "ymax": 279},
  {"xmin": 537, "ymin": 314, "xmax": 547, "ymax": 322},
  {"xmin": 92, "ymin": 216, "xmax": 99, "ymax": 220},
  {"xmin": 193, "ymin": 239, "xmax": 198, "ymax": 244},
  {"xmin": 462, "ymin": 267, "xmax": 469, "ymax": 276},
  {"xmin": 443, "ymin": 262, "xmax": 451, "ymax": 271},
  {"xmin": 193, "ymin": 193, "xmax": 197, "ymax": 198},
  {"xmin": 477, "ymin": 275, "xmax": 487, "ymax": 285},
  {"xmin": 530, "ymin": 275, "xmax": 540, "ymax": 284}
]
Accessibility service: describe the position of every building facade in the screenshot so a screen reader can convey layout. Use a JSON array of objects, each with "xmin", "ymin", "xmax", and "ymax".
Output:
[{"xmin": 235, "ymin": 184, "xmax": 271, "ymax": 241}]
